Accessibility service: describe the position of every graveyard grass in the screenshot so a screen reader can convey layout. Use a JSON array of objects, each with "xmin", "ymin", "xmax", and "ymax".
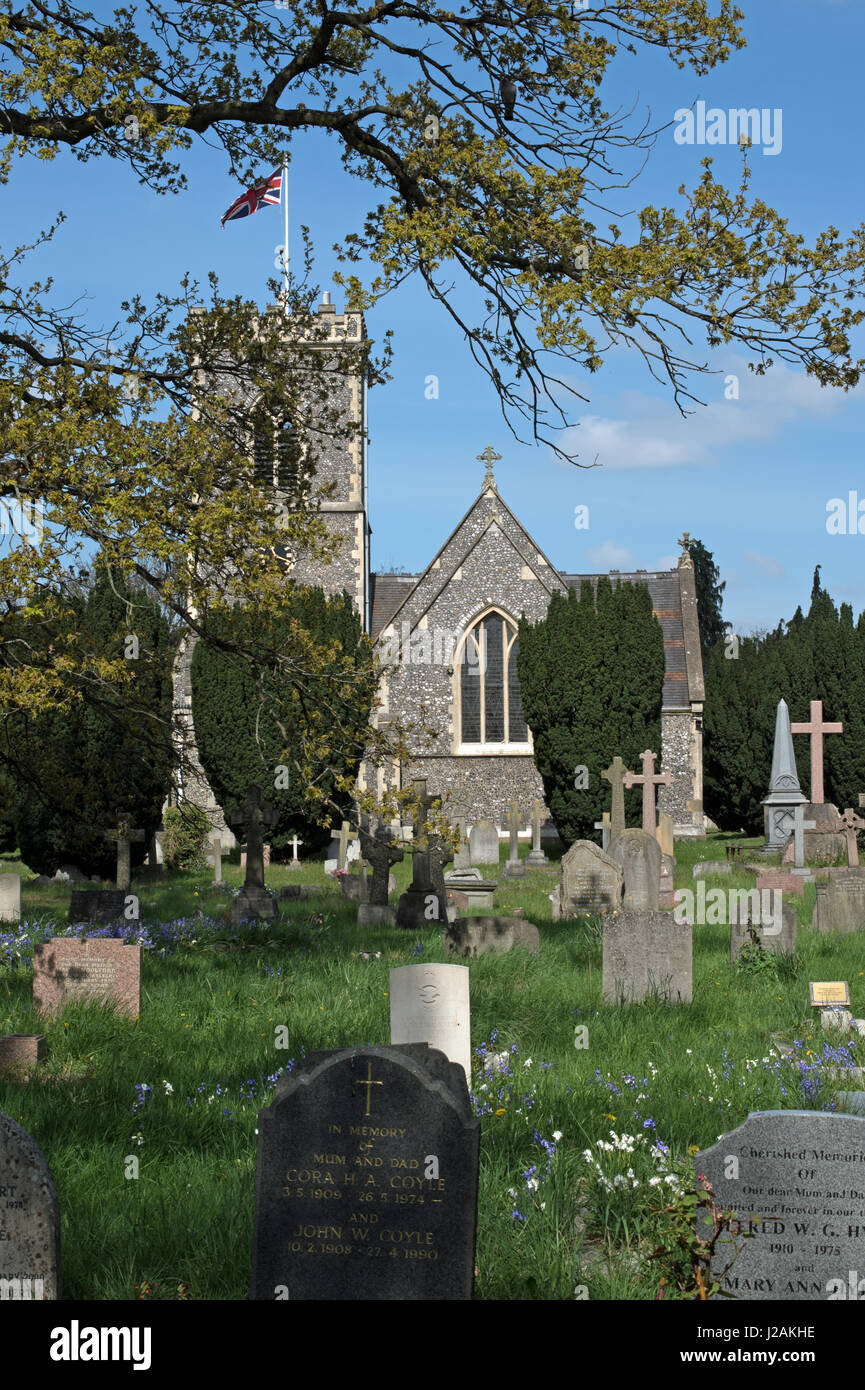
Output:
[{"xmin": 1, "ymin": 837, "xmax": 862, "ymax": 1301}]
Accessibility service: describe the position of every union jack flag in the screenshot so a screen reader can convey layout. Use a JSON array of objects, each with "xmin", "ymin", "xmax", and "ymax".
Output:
[{"xmin": 221, "ymin": 167, "xmax": 283, "ymax": 226}]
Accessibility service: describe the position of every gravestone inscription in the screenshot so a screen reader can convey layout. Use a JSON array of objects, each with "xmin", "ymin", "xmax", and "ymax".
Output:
[
  {"xmin": 0, "ymin": 1109, "xmax": 61, "ymax": 1299},
  {"xmin": 250, "ymin": 1044, "xmax": 480, "ymax": 1301},
  {"xmin": 695, "ymin": 1110, "xmax": 865, "ymax": 1300},
  {"xmin": 558, "ymin": 841, "xmax": 623, "ymax": 916},
  {"xmin": 33, "ymin": 938, "xmax": 141, "ymax": 1019}
]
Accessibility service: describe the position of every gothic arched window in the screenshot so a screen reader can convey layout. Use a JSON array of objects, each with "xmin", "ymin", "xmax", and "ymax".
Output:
[{"xmin": 459, "ymin": 611, "xmax": 528, "ymax": 747}]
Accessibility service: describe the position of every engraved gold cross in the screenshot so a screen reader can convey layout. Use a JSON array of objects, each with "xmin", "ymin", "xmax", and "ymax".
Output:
[{"xmin": 355, "ymin": 1062, "xmax": 383, "ymax": 1117}]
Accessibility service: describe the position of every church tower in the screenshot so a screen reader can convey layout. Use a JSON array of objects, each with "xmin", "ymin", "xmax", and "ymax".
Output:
[{"xmin": 169, "ymin": 291, "xmax": 370, "ymax": 834}]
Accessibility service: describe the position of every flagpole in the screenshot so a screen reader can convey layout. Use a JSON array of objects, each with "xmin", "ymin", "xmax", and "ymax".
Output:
[{"xmin": 282, "ymin": 153, "xmax": 289, "ymax": 297}]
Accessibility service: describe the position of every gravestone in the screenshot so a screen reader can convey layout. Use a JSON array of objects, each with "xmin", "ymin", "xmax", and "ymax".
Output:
[
  {"xmin": 593, "ymin": 813, "xmax": 611, "ymax": 853},
  {"xmin": 0, "ymin": 1035, "xmax": 46, "ymax": 1079},
  {"xmin": 602, "ymin": 910, "xmax": 692, "ymax": 1004},
  {"xmin": 755, "ymin": 871, "xmax": 804, "ymax": 898},
  {"xmin": 502, "ymin": 802, "xmax": 526, "ymax": 878},
  {"xmin": 762, "ymin": 697, "xmax": 808, "ymax": 850},
  {"xmin": 230, "ymin": 785, "xmax": 278, "ymax": 923},
  {"xmin": 812, "ymin": 868, "xmax": 865, "ymax": 935},
  {"xmin": 791, "ymin": 699, "xmax": 843, "ymax": 805},
  {"xmin": 656, "ymin": 811, "xmax": 675, "ymax": 859},
  {"xmin": 359, "ymin": 823, "xmax": 404, "ymax": 907},
  {"xmin": 609, "ymin": 829, "xmax": 661, "ymax": 910},
  {"xmin": 443, "ymin": 867, "xmax": 496, "ymax": 911},
  {"xmin": 692, "ymin": 861, "xmax": 732, "ymax": 879},
  {"xmin": 207, "ymin": 838, "xmax": 226, "ymax": 885},
  {"xmin": 558, "ymin": 841, "xmax": 623, "ymax": 916},
  {"xmin": 390, "ymin": 963, "xmax": 471, "ymax": 1084},
  {"xmin": 446, "ymin": 798, "xmax": 472, "ymax": 872},
  {"xmin": 103, "ymin": 815, "xmax": 145, "ymax": 892},
  {"xmin": 601, "ymin": 756, "xmax": 627, "ymax": 843},
  {"xmin": 240, "ymin": 843, "xmax": 271, "ymax": 871},
  {"xmin": 781, "ymin": 802, "xmax": 845, "ymax": 867},
  {"xmin": 443, "ymin": 917, "xmax": 539, "ymax": 960},
  {"xmin": 526, "ymin": 800, "xmax": 549, "ymax": 866},
  {"xmin": 695, "ymin": 1110, "xmax": 865, "ymax": 1299},
  {"xmin": 623, "ymin": 750, "xmax": 671, "ymax": 836},
  {"xmin": 339, "ymin": 869, "xmax": 368, "ymax": 903},
  {"xmin": 250, "ymin": 1043, "xmax": 479, "ymax": 1301},
  {"xmin": 0, "ymin": 1109, "xmax": 61, "ymax": 1299},
  {"xmin": 33, "ymin": 938, "xmax": 141, "ymax": 1018},
  {"xmin": 68, "ymin": 889, "xmax": 128, "ymax": 925},
  {"xmin": 658, "ymin": 853, "xmax": 676, "ymax": 909},
  {"xmin": 397, "ymin": 780, "xmax": 446, "ymax": 928},
  {"xmin": 730, "ymin": 897, "xmax": 797, "ymax": 964},
  {"xmin": 0, "ymin": 874, "xmax": 21, "ymax": 922},
  {"xmin": 469, "ymin": 820, "xmax": 499, "ymax": 867}
]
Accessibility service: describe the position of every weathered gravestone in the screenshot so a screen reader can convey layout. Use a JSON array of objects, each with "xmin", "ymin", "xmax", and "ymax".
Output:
[
  {"xmin": 755, "ymin": 871, "xmax": 805, "ymax": 898},
  {"xmin": 602, "ymin": 910, "xmax": 692, "ymax": 1004},
  {"xmin": 397, "ymin": 780, "xmax": 446, "ymax": 928},
  {"xmin": 469, "ymin": 820, "xmax": 499, "ymax": 867},
  {"xmin": 501, "ymin": 802, "xmax": 526, "ymax": 878},
  {"xmin": 695, "ymin": 1110, "xmax": 865, "ymax": 1300},
  {"xmin": 33, "ymin": 938, "xmax": 141, "ymax": 1019},
  {"xmin": 103, "ymin": 815, "xmax": 145, "ymax": 892},
  {"xmin": 0, "ymin": 1034, "xmax": 46, "ymax": 1079},
  {"xmin": 443, "ymin": 916, "xmax": 539, "ymax": 960},
  {"xmin": 250, "ymin": 1044, "xmax": 480, "ymax": 1301},
  {"xmin": 0, "ymin": 874, "xmax": 21, "ymax": 923},
  {"xmin": 390, "ymin": 963, "xmax": 471, "ymax": 1084},
  {"xmin": 68, "ymin": 888, "xmax": 128, "ymax": 925},
  {"xmin": 230, "ymin": 785, "xmax": 278, "ymax": 923},
  {"xmin": 557, "ymin": 841, "xmax": 623, "ymax": 917},
  {"xmin": 658, "ymin": 853, "xmax": 676, "ymax": 909},
  {"xmin": 812, "ymin": 869, "xmax": 865, "ymax": 935},
  {"xmin": 656, "ymin": 811, "xmax": 675, "ymax": 859},
  {"xmin": 609, "ymin": 829, "xmax": 661, "ymax": 910},
  {"xmin": 0, "ymin": 1108, "xmax": 61, "ymax": 1299},
  {"xmin": 526, "ymin": 800, "xmax": 549, "ymax": 866},
  {"xmin": 730, "ymin": 895, "xmax": 797, "ymax": 964}
]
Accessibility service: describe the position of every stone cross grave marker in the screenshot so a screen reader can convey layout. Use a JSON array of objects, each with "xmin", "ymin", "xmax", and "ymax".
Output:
[
  {"xmin": 0, "ymin": 873, "xmax": 21, "ymax": 923},
  {"xmin": 623, "ymin": 750, "xmax": 672, "ymax": 836},
  {"xmin": 502, "ymin": 801, "xmax": 526, "ymax": 877},
  {"xmin": 397, "ymin": 779, "xmax": 445, "ymax": 927},
  {"xmin": 337, "ymin": 821, "xmax": 359, "ymax": 872},
  {"xmin": 359, "ymin": 822, "xmax": 404, "ymax": 907},
  {"xmin": 0, "ymin": 1109, "xmax": 61, "ymax": 1299},
  {"xmin": 838, "ymin": 808, "xmax": 865, "ymax": 867},
  {"xmin": 792, "ymin": 803, "xmax": 817, "ymax": 869},
  {"xmin": 695, "ymin": 1111, "xmax": 865, "ymax": 1299},
  {"xmin": 249, "ymin": 1044, "xmax": 480, "ymax": 1301},
  {"xmin": 593, "ymin": 812, "xmax": 611, "ymax": 853},
  {"xmin": 526, "ymin": 800, "xmax": 548, "ymax": 866},
  {"xmin": 291, "ymin": 833, "xmax": 303, "ymax": 862},
  {"xmin": 103, "ymin": 814, "xmax": 145, "ymax": 892},
  {"xmin": 791, "ymin": 699, "xmax": 843, "ymax": 805},
  {"xmin": 602, "ymin": 756, "xmax": 627, "ymax": 843},
  {"xmin": 33, "ymin": 938, "xmax": 141, "ymax": 1018},
  {"xmin": 230, "ymin": 785, "xmax": 279, "ymax": 921},
  {"xmin": 390, "ymin": 963, "xmax": 471, "ymax": 1084},
  {"xmin": 207, "ymin": 837, "xmax": 226, "ymax": 885}
]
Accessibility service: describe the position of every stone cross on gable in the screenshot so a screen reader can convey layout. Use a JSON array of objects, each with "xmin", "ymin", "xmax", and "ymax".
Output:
[
  {"xmin": 103, "ymin": 814, "xmax": 145, "ymax": 892},
  {"xmin": 792, "ymin": 803, "xmax": 817, "ymax": 869},
  {"xmin": 230, "ymin": 786, "xmax": 278, "ymax": 890},
  {"xmin": 477, "ymin": 445, "xmax": 501, "ymax": 493},
  {"xmin": 602, "ymin": 757, "xmax": 627, "ymax": 843},
  {"xmin": 677, "ymin": 531, "xmax": 693, "ymax": 568},
  {"xmin": 623, "ymin": 750, "xmax": 672, "ymax": 835},
  {"xmin": 838, "ymin": 808, "xmax": 865, "ymax": 868},
  {"xmin": 791, "ymin": 700, "xmax": 843, "ymax": 805}
]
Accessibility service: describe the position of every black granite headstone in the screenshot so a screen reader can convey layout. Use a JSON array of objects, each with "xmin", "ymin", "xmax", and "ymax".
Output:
[
  {"xmin": 250, "ymin": 1043, "xmax": 480, "ymax": 1300},
  {"xmin": 68, "ymin": 889, "xmax": 127, "ymax": 925}
]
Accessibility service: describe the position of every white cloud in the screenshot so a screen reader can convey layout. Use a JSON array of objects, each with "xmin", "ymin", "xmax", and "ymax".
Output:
[
  {"xmin": 743, "ymin": 551, "xmax": 786, "ymax": 578},
  {"xmin": 585, "ymin": 540, "xmax": 636, "ymax": 569},
  {"xmin": 553, "ymin": 356, "xmax": 865, "ymax": 471}
]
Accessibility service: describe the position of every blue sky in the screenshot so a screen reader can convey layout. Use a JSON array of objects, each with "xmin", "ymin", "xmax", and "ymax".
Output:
[{"xmin": 4, "ymin": 0, "xmax": 864, "ymax": 638}]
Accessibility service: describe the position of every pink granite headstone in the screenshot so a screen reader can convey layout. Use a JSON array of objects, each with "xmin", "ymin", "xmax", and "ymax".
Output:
[
  {"xmin": 33, "ymin": 938, "xmax": 141, "ymax": 1019},
  {"xmin": 755, "ymin": 871, "xmax": 805, "ymax": 898}
]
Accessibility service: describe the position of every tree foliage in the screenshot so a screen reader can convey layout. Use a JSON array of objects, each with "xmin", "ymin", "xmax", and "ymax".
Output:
[
  {"xmin": 516, "ymin": 578, "xmax": 665, "ymax": 843},
  {"xmin": 703, "ymin": 573, "xmax": 865, "ymax": 832},
  {"xmin": 0, "ymin": 565, "xmax": 174, "ymax": 875},
  {"xmin": 689, "ymin": 537, "xmax": 728, "ymax": 663},
  {"xmin": 190, "ymin": 586, "xmax": 379, "ymax": 851}
]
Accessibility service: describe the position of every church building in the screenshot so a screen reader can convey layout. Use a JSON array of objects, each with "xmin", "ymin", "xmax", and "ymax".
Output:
[{"xmin": 172, "ymin": 293, "xmax": 706, "ymax": 842}]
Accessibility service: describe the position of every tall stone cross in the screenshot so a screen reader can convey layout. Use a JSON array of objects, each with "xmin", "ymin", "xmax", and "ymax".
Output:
[
  {"xmin": 337, "ymin": 820, "xmax": 359, "ymax": 872},
  {"xmin": 358, "ymin": 821, "xmax": 404, "ymax": 907},
  {"xmin": 230, "ymin": 786, "xmax": 278, "ymax": 890},
  {"xmin": 407, "ymin": 777, "xmax": 439, "ymax": 891},
  {"xmin": 103, "ymin": 814, "xmax": 145, "ymax": 892},
  {"xmin": 602, "ymin": 757, "xmax": 627, "ymax": 843},
  {"xmin": 792, "ymin": 803, "xmax": 817, "ymax": 869},
  {"xmin": 505, "ymin": 801, "xmax": 526, "ymax": 867},
  {"xmin": 623, "ymin": 750, "xmax": 672, "ymax": 835},
  {"xmin": 791, "ymin": 700, "xmax": 843, "ymax": 805},
  {"xmin": 291, "ymin": 833, "xmax": 303, "ymax": 862},
  {"xmin": 839, "ymin": 808, "xmax": 865, "ymax": 868},
  {"xmin": 477, "ymin": 444, "xmax": 501, "ymax": 492}
]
